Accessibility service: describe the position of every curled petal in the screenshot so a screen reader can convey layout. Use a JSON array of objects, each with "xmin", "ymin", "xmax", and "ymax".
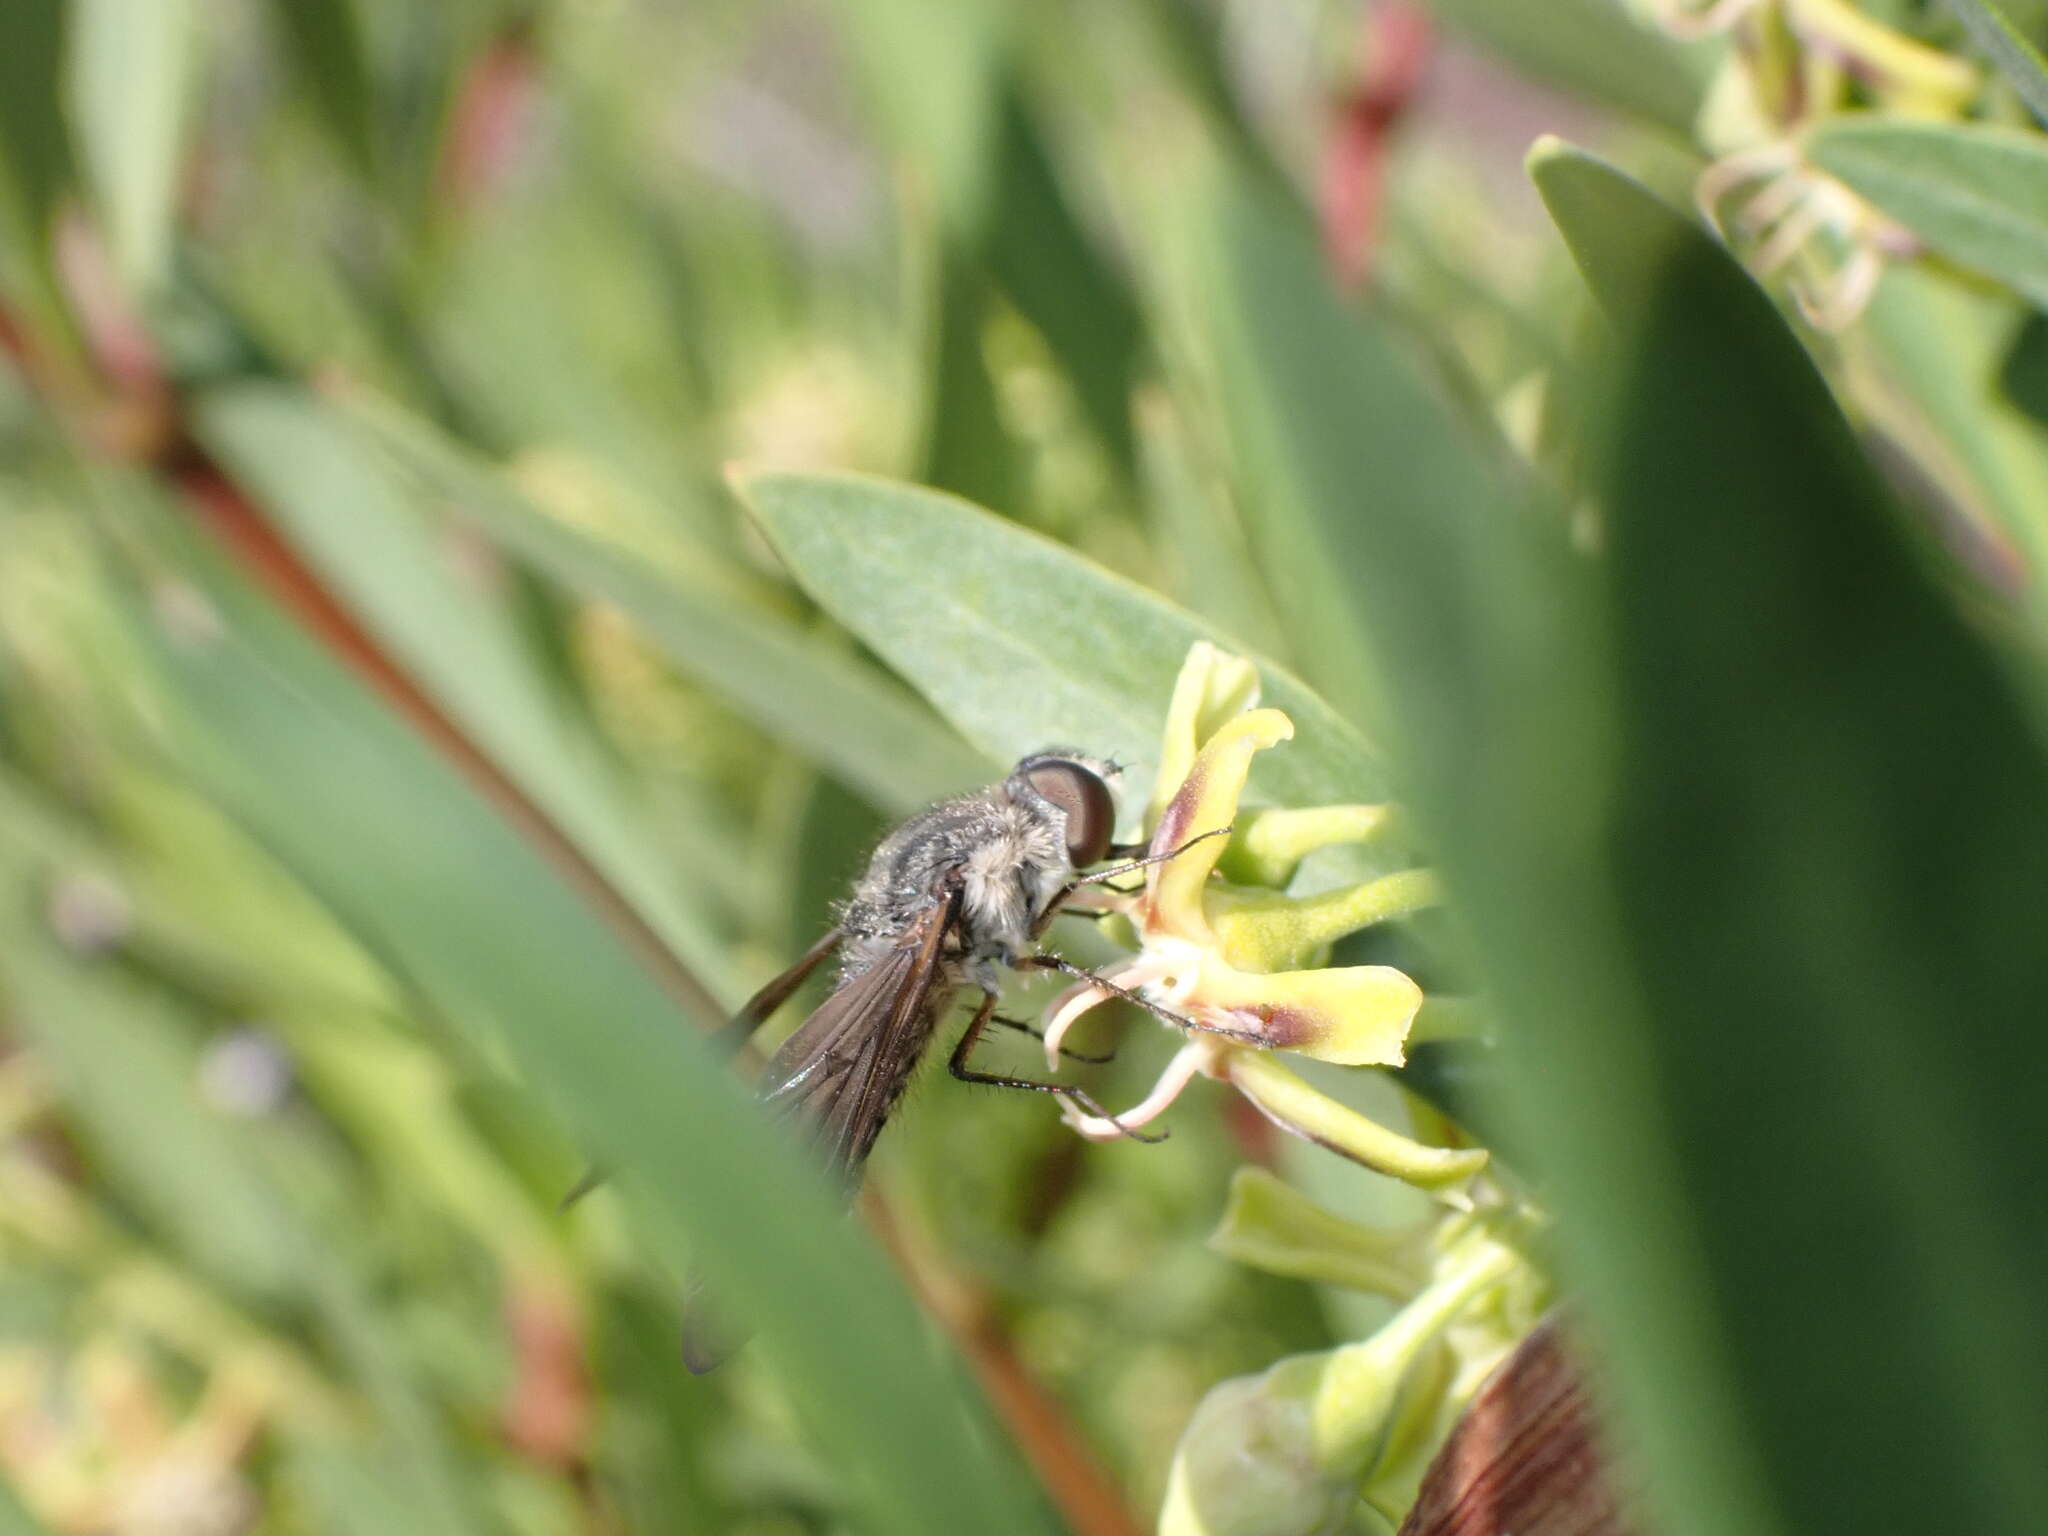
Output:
[
  {"xmin": 1039, "ymin": 953, "xmax": 1179, "ymax": 1068},
  {"xmin": 1222, "ymin": 1052, "xmax": 1488, "ymax": 1191},
  {"xmin": 1059, "ymin": 1039, "xmax": 1216, "ymax": 1141},
  {"xmin": 1148, "ymin": 642, "xmax": 1262, "ymax": 832},
  {"xmin": 1215, "ymin": 803, "xmax": 1398, "ymax": 889},
  {"xmin": 1207, "ymin": 868, "xmax": 1441, "ymax": 973},
  {"xmin": 1191, "ymin": 956, "xmax": 1421, "ymax": 1067},
  {"xmin": 1147, "ymin": 709, "xmax": 1293, "ymax": 940}
]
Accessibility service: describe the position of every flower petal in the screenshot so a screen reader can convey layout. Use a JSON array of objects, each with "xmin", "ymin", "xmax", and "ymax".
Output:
[
  {"xmin": 1057, "ymin": 1038, "xmax": 1214, "ymax": 1141},
  {"xmin": 1146, "ymin": 708, "xmax": 1293, "ymax": 939},
  {"xmin": 1191, "ymin": 955, "xmax": 1421, "ymax": 1067},
  {"xmin": 1206, "ymin": 868, "xmax": 1441, "ymax": 973},
  {"xmin": 1222, "ymin": 1051, "xmax": 1489, "ymax": 1189},
  {"xmin": 1147, "ymin": 642, "xmax": 1262, "ymax": 833}
]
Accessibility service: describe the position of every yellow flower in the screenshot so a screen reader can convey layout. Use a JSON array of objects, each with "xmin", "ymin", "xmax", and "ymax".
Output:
[{"xmin": 1044, "ymin": 644, "xmax": 1487, "ymax": 1191}]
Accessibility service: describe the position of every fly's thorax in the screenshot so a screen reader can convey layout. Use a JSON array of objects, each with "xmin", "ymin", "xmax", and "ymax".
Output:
[
  {"xmin": 834, "ymin": 780, "xmax": 1077, "ymax": 981},
  {"xmin": 956, "ymin": 802, "xmax": 1069, "ymax": 963}
]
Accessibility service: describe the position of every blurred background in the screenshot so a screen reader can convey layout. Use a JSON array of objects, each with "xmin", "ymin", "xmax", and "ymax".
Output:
[
  {"xmin": 0, "ymin": 4, "xmax": 1591, "ymax": 1531},
  {"xmin": 7, "ymin": 0, "xmax": 2048, "ymax": 1533}
]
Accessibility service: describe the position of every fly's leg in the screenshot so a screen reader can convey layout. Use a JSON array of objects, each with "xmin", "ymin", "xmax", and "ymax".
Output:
[
  {"xmin": 1011, "ymin": 953, "xmax": 1268, "ymax": 1046},
  {"xmin": 1074, "ymin": 825, "xmax": 1232, "ymax": 890},
  {"xmin": 951, "ymin": 994, "xmax": 1165, "ymax": 1143},
  {"xmin": 989, "ymin": 1012, "xmax": 1115, "ymax": 1065}
]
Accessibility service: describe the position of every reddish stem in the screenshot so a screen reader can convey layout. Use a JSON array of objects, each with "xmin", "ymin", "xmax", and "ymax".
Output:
[
  {"xmin": 866, "ymin": 1193, "xmax": 1148, "ymax": 1536},
  {"xmin": 160, "ymin": 431, "xmax": 730, "ymax": 1033},
  {"xmin": 1320, "ymin": 1, "xmax": 1435, "ymax": 289}
]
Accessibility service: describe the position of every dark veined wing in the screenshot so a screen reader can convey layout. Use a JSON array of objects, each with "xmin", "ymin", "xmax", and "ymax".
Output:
[
  {"xmin": 758, "ymin": 887, "xmax": 960, "ymax": 1182},
  {"xmin": 681, "ymin": 892, "xmax": 958, "ymax": 1374}
]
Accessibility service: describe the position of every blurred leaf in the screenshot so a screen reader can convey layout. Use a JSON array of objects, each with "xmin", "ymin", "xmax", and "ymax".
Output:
[
  {"xmin": 2001, "ymin": 306, "xmax": 2048, "ymax": 425},
  {"xmin": 336, "ymin": 390, "xmax": 992, "ymax": 811},
  {"xmin": 0, "ymin": 872, "xmax": 301, "ymax": 1299},
  {"xmin": 66, "ymin": 0, "xmax": 199, "ymax": 294},
  {"xmin": 735, "ymin": 468, "xmax": 1391, "ymax": 817},
  {"xmin": 192, "ymin": 381, "xmax": 729, "ymax": 988},
  {"xmin": 1416, "ymin": 0, "xmax": 1713, "ymax": 138},
  {"xmin": 0, "ymin": 862, "xmax": 489, "ymax": 1533},
  {"xmin": 260, "ymin": 0, "xmax": 378, "ymax": 178},
  {"xmin": 1199, "ymin": 168, "xmax": 1528, "ymax": 750},
  {"xmin": 1807, "ymin": 117, "xmax": 2048, "ymax": 306},
  {"xmin": 0, "ymin": 1477, "xmax": 53, "ymax": 1536},
  {"xmin": 1943, "ymin": 0, "xmax": 2048, "ymax": 125},
  {"xmin": 428, "ymin": 186, "xmax": 722, "ymax": 541},
  {"xmin": 0, "ymin": 0, "xmax": 73, "ymax": 321},
  {"xmin": 922, "ymin": 250, "xmax": 1020, "ymax": 511},
  {"xmin": 1136, "ymin": 388, "xmax": 1288, "ymax": 660},
  {"xmin": 1131, "ymin": 0, "xmax": 1284, "ymax": 185},
  {"xmin": 591, "ymin": 1283, "xmax": 734, "ymax": 1529},
  {"xmin": 127, "ymin": 525, "xmax": 1060, "ymax": 1536},
  {"xmin": 835, "ymin": 0, "xmax": 1013, "ymax": 230},
  {"xmin": 1531, "ymin": 141, "xmax": 2048, "ymax": 1535},
  {"xmin": 284, "ymin": 1440, "xmax": 464, "ymax": 1536},
  {"xmin": 0, "ymin": 0, "xmax": 69, "ymax": 240},
  {"xmin": 1200, "ymin": 133, "xmax": 1784, "ymax": 1536},
  {"xmin": 1855, "ymin": 266, "xmax": 2048, "ymax": 603},
  {"xmin": 984, "ymin": 88, "xmax": 1142, "ymax": 474}
]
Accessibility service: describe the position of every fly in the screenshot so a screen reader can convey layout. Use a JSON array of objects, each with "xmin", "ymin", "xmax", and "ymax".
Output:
[{"xmin": 683, "ymin": 750, "xmax": 1229, "ymax": 1370}]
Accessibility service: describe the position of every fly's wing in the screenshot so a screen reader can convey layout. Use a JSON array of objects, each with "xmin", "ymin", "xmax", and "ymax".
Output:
[
  {"xmin": 715, "ymin": 924, "xmax": 844, "ymax": 1056},
  {"xmin": 682, "ymin": 892, "xmax": 958, "ymax": 1375},
  {"xmin": 758, "ymin": 889, "xmax": 958, "ymax": 1180}
]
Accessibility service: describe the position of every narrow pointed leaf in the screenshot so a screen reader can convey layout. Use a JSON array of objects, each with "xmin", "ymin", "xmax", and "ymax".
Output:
[
  {"xmin": 1943, "ymin": 0, "xmax": 2048, "ymax": 126},
  {"xmin": 735, "ymin": 468, "xmax": 1390, "ymax": 819},
  {"xmin": 1807, "ymin": 117, "xmax": 2048, "ymax": 306}
]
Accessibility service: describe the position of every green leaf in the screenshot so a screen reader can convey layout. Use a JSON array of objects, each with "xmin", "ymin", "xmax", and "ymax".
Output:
[
  {"xmin": 1806, "ymin": 116, "xmax": 2048, "ymax": 306},
  {"xmin": 126, "ymin": 522, "xmax": 1059, "ymax": 1536},
  {"xmin": 984, "ymin": 87, "xmax": 1142, "ymax": 473},
  {"xmin": 733, "ymin": 468, "xmax": 1390, "ymax": 818},
  {"xmin": 1203, "ymin": 136, "xmax": 1778, "ymax": 1535},
  {"xmin": 0, "ymin": 855, "xmax": 489, "ymax": 1533},
  {"xmin": 921, "ymin": 248, "xmax": 1020, "ymax": 511},
  {"xmin": 1530, "ymin": 143, "xmax": 2048, "ymax": 1535},
  {"xmin": 0, "ymin": 870, "xmax": 301, "ymax": 1299},
  {"xmin": 260, "ymin": 0, "xmax": 377, "ymax": 179},
  {"xmin": 1416, "ymin": 0, "xmax": 1714, "ymax": 138},
  {"xmin": 1854, "ymin": 265, "xmax": 2048, "ymax": 606},
  {"xmin": 1136, "ymin": 389, "xmax": 1289, "ymax": 660},
  {"xmin": 335, "ymin": 390, "xmax": 993, "ymax": 812},
  {"xmin": 1943, "ymin": 0, "xmax": 2048, "ymax": 126},
  {"xmin": 2000, "ymin": 305, "xmax": 2048, "ymax": 422},
  {"xmin": 1198, "ymin": 167, "xmax": 1529, "ymax": 756},
  {"xmin": 835, "ymin": 0, "xmax": 1012, "ymax": 231},
  {"xmin": 66, "ymin": 0, "xmax": 199, "ymax": 293},
  {"xmin": 0, "ymin": 0, "xmax": 74, "ymax": 322},
  {"xmin": 192, "ymin": 381, "xmax": 730, "ymax": 992},
  {"xmin": 1527, "ymin": 138, "xmax": 1706, "ymax": 328},
  {"xmin": 0, "ymin": 0, "xmax": 69, "ymax": 241},
  {"xmin": 0, "ymin": 1482, "xmax": 51, "ymax": 1536}
]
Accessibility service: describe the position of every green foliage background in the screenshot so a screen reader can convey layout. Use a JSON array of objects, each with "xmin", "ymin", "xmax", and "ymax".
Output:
[{"xmin": 2, "ymin": 2, "xmax": 2046, "ymax": 1534}]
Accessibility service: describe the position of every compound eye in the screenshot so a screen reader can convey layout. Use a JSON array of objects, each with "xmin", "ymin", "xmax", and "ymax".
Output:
[{"xmin": 1024, "ymin": 760, "xmax": 1115, "ymax": 868}]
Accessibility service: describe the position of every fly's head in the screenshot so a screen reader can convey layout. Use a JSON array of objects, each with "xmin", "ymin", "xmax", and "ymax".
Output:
[{"xmin": 1006, "ymin": 751, "xmax": 1122, "ymax": 870}]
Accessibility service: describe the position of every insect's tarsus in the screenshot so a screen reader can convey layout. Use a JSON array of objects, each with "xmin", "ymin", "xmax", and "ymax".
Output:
[
  {"xmin": 990, "ymin": 1012, "xmax": 1115, "ymax": 1064},
  {"xmin": 950, "ymin": 993, "xmax": 1165, "ymax": 1143},
  {"xmin": 1013, "ymin": 952, "xmax": 1267, "ymax": 1046}
]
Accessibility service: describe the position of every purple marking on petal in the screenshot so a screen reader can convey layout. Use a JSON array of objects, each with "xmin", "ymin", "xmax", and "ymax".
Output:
[
  {"xmin": 1151, "ymin": 764, "xmax": 1207, "ymax": 858},
  {"xmin": 1225, "ymin": 1004, "xmax": 1319, "ymax": 1050}
]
